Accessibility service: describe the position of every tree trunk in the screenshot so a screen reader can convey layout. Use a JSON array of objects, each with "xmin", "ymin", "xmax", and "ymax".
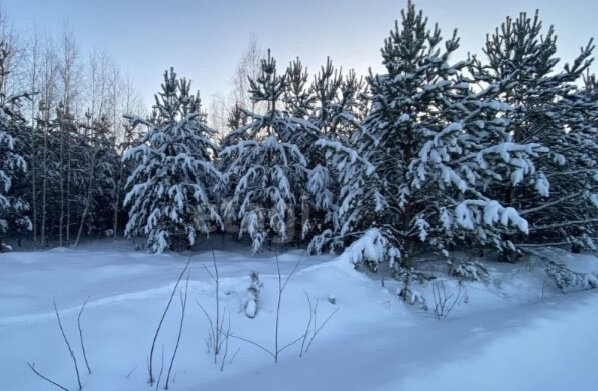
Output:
[
  {"xmin": 59, "ymin": 119, "xmax": 65, "ymax": 247},
  {"xmin": 75, "ymin": 150, "xmax": 97, "ymax": 246},
  {"xmin": 113, "ymin": 162, "xmax": 123, "ymax": 238},
  {"xmin": 41, "ymin": 123, "xmax": 47, "ymax": 247},
  {"xmin": 30, "ymin": 65, "xmax": 38, "ymax": 243},
  {"xmin": 31, "ymin": 117, "xmax": 37, "ymax": 243},
  {"xmin": 66, "ymin": 129, "xmax": 71, "ymax": 246}
]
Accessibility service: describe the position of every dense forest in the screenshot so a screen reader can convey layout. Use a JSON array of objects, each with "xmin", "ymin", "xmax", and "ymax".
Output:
[{"xmin": 1, "ymin": 2, "xmax": 597, "ymax": 270}]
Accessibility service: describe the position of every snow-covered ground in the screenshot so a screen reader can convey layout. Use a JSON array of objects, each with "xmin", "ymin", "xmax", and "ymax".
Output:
[{"xmin": 1, "ymin": 241, "xmax": 597, "ymax": 391}]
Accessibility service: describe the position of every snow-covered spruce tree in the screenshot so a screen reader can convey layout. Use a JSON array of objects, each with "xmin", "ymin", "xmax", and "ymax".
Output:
[
  {"xmin": 123, "ymin": 68, "xmax": 222, "ymax": 252},
  {"xmin": 471, "ymin": 11, "xmax": 597, "ymax": 250},
  {"xmin": 220, "ymin": 50, "xmax": 310, "ymax": 253},
  {"xmin": 312, "ymin": 1, "xmax": 546, "ymax": 267},
  {"xmin": 0, "ymin": 39, "xmax": 32, "ymax": 247}
]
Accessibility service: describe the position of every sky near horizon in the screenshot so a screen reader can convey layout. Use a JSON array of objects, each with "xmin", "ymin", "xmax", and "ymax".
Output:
[{"xmin": 2, "ymin": 0, "xmax": 597, "ymax": 108}]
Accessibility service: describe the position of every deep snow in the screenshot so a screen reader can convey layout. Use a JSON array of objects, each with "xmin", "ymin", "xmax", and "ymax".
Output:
[{"xmin": 1, "ymin": 241, "xmax": 597, "ymax": 391}]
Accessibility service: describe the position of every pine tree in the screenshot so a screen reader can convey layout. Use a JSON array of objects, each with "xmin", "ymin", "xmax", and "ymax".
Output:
[
  {"xmin": 227, "ymin": 103, "xmax": 248, "ymax": 131},
  {"xmin": 283, "ymin": 57, "xmax": 315, "ymax": 121},
  {"xmin": 217, "ymin": 104, "xmax": 248, "ymax": 191},
  {"xmin": 472, "ymin": 10, "xmax": 597, "ymax": 250},
  {"xmin": 220, "ymin": 50, "xmax": 310, "ymax": 253},
  {"xmin": 312, "ymin": 1, "xmax": 546, "ymax": 266},
  {"xmin": 281, "ymin": 57, "xmax": 328, "ymax": 240},
  {"xmin": 123, "ymin": 68, "xmax": 221, "ymax": 252},
  {"xmin": 310, "ymin": 58, "xmax": 367, "ymax": 141},
  {"xmin": 112, "ymin": 119, "xmax": 142, "ymax": 238},
  {"xmin": 305, "ymin": 59, "xmax": 368, "ymax": 240}
]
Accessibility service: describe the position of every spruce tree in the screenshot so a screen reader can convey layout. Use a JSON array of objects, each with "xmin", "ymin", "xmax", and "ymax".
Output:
[{"xmin": 123, "ymin": 68, "xmax": 221, "ymax": 252}]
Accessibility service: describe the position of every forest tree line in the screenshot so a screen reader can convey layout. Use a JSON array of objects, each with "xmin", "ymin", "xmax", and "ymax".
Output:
[
  {"xmin": 1, "ymin": 2, "xmax": 598, "ymax": 269},
  {"xmin": 0, "ymin": 11, "xmax": 144, "ymax": 249}
]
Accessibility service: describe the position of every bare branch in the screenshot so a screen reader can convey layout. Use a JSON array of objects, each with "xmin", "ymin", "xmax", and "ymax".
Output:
[
  {"xmin": 277, "ymin": 334, "xmax": 304, "ymax": 354},
  {"xmin": 281, "ymin": 253, "xmax": 302, "ymax": 292},
  {"xmin": 198, "ymin": 245, "xmax": 225, "ymax": 365},
  {"xmin": 432, "ymin": 280, "xmax": 462, "ymax": 319},
  {"xmin": 54, "ymin": 301, "xmax": 82, "ymax": 390},
  {"xmin": 220, "ymin": 314, "xmax": 232, "ymax": 372},
  {"xmin": 211, "ymin": 245, "xmax": 221, "ymax": 359},
  {"xmin": 201, "ymin": 264, "xmax": 215, "ymax": 282},
  {"xmin": 299, "ymin": 291, "xmax": 313, "ymax": 357},
  {"xmin": 195, "ymin": 299, "xmax": 216, "ymax": 344},
  {"xmin": 126, "ymin": 366, "xmax": 137, "ymax": 379},
  {"xmin": 519, "ymin": 190, "xmax": 587, "ymax": 216},
  {"xmin": 274, "ymin": 254, "xmax": 282, "ymax": 362},
  {"xmin": 305, "ymin": 308, "xmax": 338, "ymax": 353},
  {"xmin": 148, "ymin": 257, "xmax": 191, "ymax": 385},
  {"xmin": 229, "ymin": 348, "xmax": 241, "ymax": 366},
  {"xmin": 155, "ymin": 346, "xmax": 164, "ymax": 391},
  {"xmin": 227, "ymin": 334, "xmax": 275, "ymax": 359},
  {"xmin": 77, "ymin": 296, "xmax": 91, "ymax": 374},
  {"xmin": 529, "ymin": 218, "xmax": 598, "ymax": 232},
  {"xmin": 26, "ymin": 362, "xmax": 70, "ymax": 391},
  {"xmin": 164, "ymin": 272, "xmax": 189, "ymax": 390}
]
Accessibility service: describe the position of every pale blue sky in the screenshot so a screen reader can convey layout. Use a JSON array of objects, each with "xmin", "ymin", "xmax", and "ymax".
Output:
[{"xmin": 3, "ymin": 0, "xmax": 597, "ymax": 106}]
